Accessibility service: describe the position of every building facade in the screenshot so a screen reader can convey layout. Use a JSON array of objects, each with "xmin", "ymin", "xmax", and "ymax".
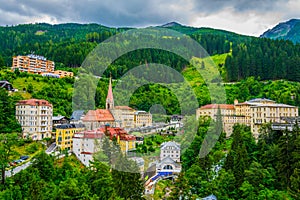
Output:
[
  {"xmin": 12, "ymin": 54, "xmax": 55, "ymax": 74},
  {"xmin": 196, "ymin": 98, "xmax": 299, "ymax": 138},
  {"xmin": 53, "ymin": 70, "xmax": 74, "ymax": 78},
  {"xmin": 111, "ymin": 106, "xmax": 136, "ymax": 129},
  {"xmin": 56, "ymin": 124, "xmax": 85, "ymax": 150},
  {"xmin": 52, "ymin": 116, "xmax": 69, "ymax": 127},
  {"xmin": 16, "ymin": 99, "xmax": 53, "ymax": 140},
  {"xmin": 160, "ymin": 141, "xmax": 181, "ymax": 162},
  {"xmin": 12, "ymin": 54, "xmax": 73, "ymax": 78},
  {"xmin": 73, "ymin": 130, "xmax": 105, "ymax": 166},
  {"xmin": 134, "ymin": 111, "xmax": 152, "ymax": 128}
]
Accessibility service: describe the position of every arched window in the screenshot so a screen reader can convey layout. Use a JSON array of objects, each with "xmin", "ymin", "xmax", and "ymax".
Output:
[{"xmin": 163, "ymin": 165, "xmax": 173, "ymax": 170}]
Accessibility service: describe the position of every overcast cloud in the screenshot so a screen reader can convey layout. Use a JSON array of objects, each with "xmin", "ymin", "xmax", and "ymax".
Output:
[{"xmin": 0, "ymin": 0, "xmax": 299, "ymax": 36}]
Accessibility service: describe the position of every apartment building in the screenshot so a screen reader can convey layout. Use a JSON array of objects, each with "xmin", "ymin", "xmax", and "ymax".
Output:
[
  {"xmin": 56, "ymin": 124, "xmax": 85, "ymax": 150},
  {"xmin": 16, "ymin": 99, "xmax": 53, "ymax": 140},
  {"xmin": 134, "ymin": 111, "xmax": 152, "ymax": 128},
  {"xmin": 12, "ymin": 54, "xmax": 55, "ymax": 74},
  {"xmin": 196, "ymin": 98, "xmax": 298, "ymax": 138},
  {"xmin": 111, "ymin": 106, "xmax": 136, "ymax": 129}
]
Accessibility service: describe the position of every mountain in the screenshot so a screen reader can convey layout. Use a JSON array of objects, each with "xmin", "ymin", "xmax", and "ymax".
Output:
[
  {"xmin": 260, "ymin": 19, "xmax": 300, "ymax": 43},
  {"xmin": 160, "ymin": 21, "xmax": 183, "ymax": 28}
]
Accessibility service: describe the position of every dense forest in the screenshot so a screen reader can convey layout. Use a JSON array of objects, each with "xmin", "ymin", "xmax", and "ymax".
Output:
[
  {"xmin": 0, "ymin": 136, "xmax": 144, "ymax": 199},
  {"xmin": 1, "ymin": 23, "xmax": 300, "ymax": 82},
  {"xmin": 0, "ymin": 88, "xmax": 21, "ymax": 134},
  {"xmin": 169, "ymin": 117, "xmax": 300, "ymax": 199},
  {"xmin": 225, "ymin": 38, "xmax": 300, "ymax": 82}
]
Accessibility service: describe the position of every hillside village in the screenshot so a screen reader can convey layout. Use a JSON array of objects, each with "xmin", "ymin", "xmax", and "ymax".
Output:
[
  {"xmin": 2, "ymin": 53, "xmax": 300, "ymax": 198},
  {"xmin": 0, "ymin": 19, "xmax": 300, "ymax": 199}
]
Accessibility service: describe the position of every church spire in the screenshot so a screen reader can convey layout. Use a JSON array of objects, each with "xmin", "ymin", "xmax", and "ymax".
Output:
[{"xmin": 106, "ymin": 75, "xmax": 114, "ymax": 109}]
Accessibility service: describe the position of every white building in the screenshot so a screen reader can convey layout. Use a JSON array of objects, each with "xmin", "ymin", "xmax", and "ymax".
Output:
[
  {"xmin": 73, "ymin": 130, "xmax": 104, "ymax": 166},
  {"xmin": 16, "ymin": 99, "xmax": 53, "ymax": 140},
  {"xmin": 160, "ymin": 141, "xmax": 181, "ymax": 162}
]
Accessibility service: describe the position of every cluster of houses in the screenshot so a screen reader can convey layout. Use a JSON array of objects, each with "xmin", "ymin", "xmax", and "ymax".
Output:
[{"xmin": 14, "ymin": 77, "xmax": 152, "ymax": 165}]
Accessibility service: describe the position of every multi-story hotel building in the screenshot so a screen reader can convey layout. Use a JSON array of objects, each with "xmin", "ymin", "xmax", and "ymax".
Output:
[
  {"xmin": 16, "ymin": 99, "xmax": 53, "ymax": 140},
  {"xmin": 12, "ymin": 54, "xmax": 73, "ymax": 78},
  {"xmin": 196, "ymin": 98, "xmax": 298, "ymax": 138},
  {"xmin": 12, "ymin": 54, "xmax": 55, "ymax": 74}
]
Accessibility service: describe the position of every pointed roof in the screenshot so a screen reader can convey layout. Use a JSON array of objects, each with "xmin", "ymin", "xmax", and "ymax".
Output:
[{"xmin": 106, "ymin": 76, "xmax": 114, "ymax": 102}]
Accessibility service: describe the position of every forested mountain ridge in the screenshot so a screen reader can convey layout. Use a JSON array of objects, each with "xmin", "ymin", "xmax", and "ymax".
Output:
[
  {"xmin": 261, "ymin": 19, "xmax": 300, "ymax": 44},
  {"xmin": 0, "ymin": 22, "xmax": 300, "ymax": 83}
]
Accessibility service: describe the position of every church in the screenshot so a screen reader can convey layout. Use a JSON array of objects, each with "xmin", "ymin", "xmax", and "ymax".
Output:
[{"xmin": 82, "ymin": 77, "xmax": 152, "ymax": 131}]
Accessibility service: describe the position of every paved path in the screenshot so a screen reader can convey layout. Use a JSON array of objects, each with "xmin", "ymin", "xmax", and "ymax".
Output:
[{"xmin": 5, "ymin": 161, "xmax": 32, "ymax": 177}]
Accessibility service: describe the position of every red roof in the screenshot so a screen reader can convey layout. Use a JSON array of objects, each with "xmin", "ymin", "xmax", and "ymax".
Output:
[
  {"xmin": 82, "ymin": 109, "xmax": 114, "ymax": 122},
  {"xmin": 74, "ymin": 126, "xmax": 136, "ymax": 141},
  {"xmin": 17, "ymin": 99, "xmax": 52, "ymax": 107},
  {"xmin": 73, "ymin": 130, "xmax": 105, "ymax": 139},
  {"xmin": 81, "ymin": 152, "xmax": 93, "ymax": 155},
  {"xmin": 200, "ymin": 104, "xmax": 234, "ymax": 110}
]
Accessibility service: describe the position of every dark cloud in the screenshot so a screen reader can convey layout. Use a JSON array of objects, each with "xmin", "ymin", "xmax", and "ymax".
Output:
[{"xmin": 0, "ymin": 0, "xmax": 299, "ymax": 35}]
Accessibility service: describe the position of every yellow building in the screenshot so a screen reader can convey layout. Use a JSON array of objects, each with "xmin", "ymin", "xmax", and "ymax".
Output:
[
  {"xmin": 117, "ymin": 134, "xmax": 136, "ymax": 152},
  {"xmin": 56, "ymin": 124, "xmax": 85, "ymax": 150},
  {"xmin": 134, "ymin": 111, "xmax": 152, "ymax": 127},
  {"xmin": 196, "ymin": 98, "xmax": 298, "ymax": 138}
]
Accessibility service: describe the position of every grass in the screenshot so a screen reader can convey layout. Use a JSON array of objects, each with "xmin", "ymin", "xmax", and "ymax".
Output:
[
  {"xmin": 153, "ymin": 179, "xmax": 173, "ymax": 200},
  {"xmin": 12, "ymin": 76, "xmax": 48, "ymax": 92},
  {"xmin": 6, "ymin": 141, "xmax": 45, "ymax": 170}
]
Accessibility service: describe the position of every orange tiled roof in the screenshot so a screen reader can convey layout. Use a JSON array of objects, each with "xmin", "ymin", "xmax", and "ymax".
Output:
[
  {"xmin": 74, "ymin": 125, "xmax": 136, "ymax": 141},
  {"xmin": 200, "ymin": 104, "xmax": 234, "ymax": 110},
  {"xmin": 82, "ymin": 109, "xmax": 114, "ymax": 122},
  {"xmin": 17, "ymin": 99, "xmax": 52, "ymax": 107}
]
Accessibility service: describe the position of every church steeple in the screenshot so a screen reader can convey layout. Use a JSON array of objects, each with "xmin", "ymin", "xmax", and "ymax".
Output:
[{"xmin": 106, "ymin": 75, "xmax": 114, "ymax": 110}]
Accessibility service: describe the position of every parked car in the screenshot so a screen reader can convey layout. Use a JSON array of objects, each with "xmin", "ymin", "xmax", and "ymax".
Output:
[
  {"xmin": 20, "ymin": 155, "xmax": 29, "ymax": 160},
  {"xmin": 13, "ymin": 159, "xmax": 23, "ymax": 164}
]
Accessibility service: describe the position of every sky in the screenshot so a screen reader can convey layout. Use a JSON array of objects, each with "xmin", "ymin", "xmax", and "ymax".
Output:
[{"xmin": 0, "ymin": 0, "xmax": 299, "ymax": 36}]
